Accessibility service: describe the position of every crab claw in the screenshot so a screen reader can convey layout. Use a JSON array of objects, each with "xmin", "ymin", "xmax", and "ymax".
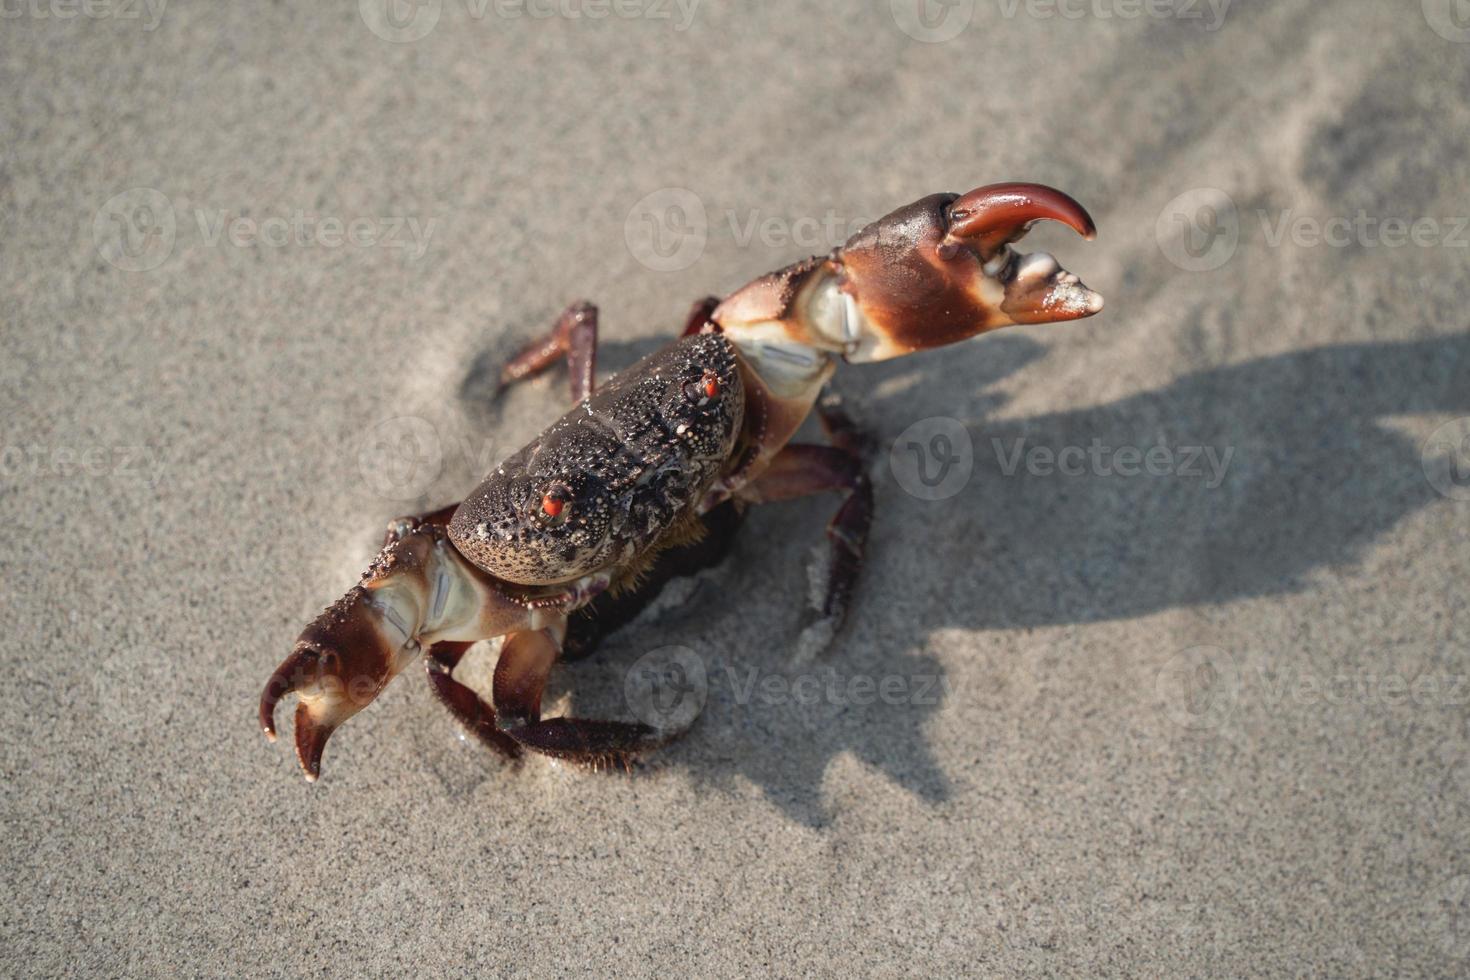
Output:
[
  {"xmin": 944, "ymin": 181, "xmax": 1097, "ymax": 260},
  {"xmin": 259, "ymin": 519, "xmax": 537, "ymax": 781},
  {"xmin": 258, "ymin": 588, "xmax": 416, "ymax": 780},
  {"xmin": 717, "ymin": 182, "xmax": 1103, "ymax": 362},
  {"xmin": 944, "ymin": 183, "xmax": 1102, "ymax": 326}
]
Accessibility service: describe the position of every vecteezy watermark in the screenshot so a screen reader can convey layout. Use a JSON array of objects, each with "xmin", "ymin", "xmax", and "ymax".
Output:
[
  {"xmin": 624, "ymin": 647, "xmax": 950, "ymax": 730},
  {"xmin": 1156, "ymin": 187, "xmax": 1240, "ymax": 272},
  {"xmin": 0, "ymin": 443, "xmax": 169, "ymax": 486},
  {"xmin": 889, "ymin": 0, "xmax": 1229, "ymax": 42},
  {"xmin": 624, "ymin": 187, "xmax": 707, "ymax": 272},
  {"xmin": 1423, "ymin": 0, "xmax": 1470, "ymax": 43},
  {"xmin": 1157, "ymin": 187, "xmax": 1470, "ymax": 272},
  {"xmin": 726, "ymin": 209, "xmax": 867, "ymax": 252},
  {"xmin": 625, "ymin": 188, "xmax": 873, "ymax": 272},
  {"xmin": 0, "ymin": 0, "xmax": 167, "ymax": 30},
  {"xmin": 1156, "ymin": 645, "xmax": 1239, "ymax": 731},
  {"xmin": 92, "ymin": 188, "xmax": 436, "ymax": 270},
  {"xmin": 625, "ymin": 645, "xmax": 707, "ymax": 730},
  {"xmin": 356, "ymin": 415, "xmax": 499, "ymax": 501},
  {"xmin": 194, "ymin": 208, "xmax": 436, "ymax": 259},
  {"xmin": 995, "ymin": 0, "xmax": 1232, "ymax": 30},
  {"xmin": 1257, "ymin": 211, "xmax": 1470, "ymax": 251},
  {"xmin": 1422, "ymin": 418, "xmax": 1470, "ymax": 501},
  {"xmin": 1251, "ymin": 668, "xmax": 1468, "ymax": 710},
  {"xmin": 1158, "ymin": 644, "xmax": 1468, "ymax": 732},
  {"xmin": 722, "ymin": 663, "xmax": 950, "ymax": 709},
  {"xmin": 889, "ymin": 0, "xmax": 975, "ymax": 43},
  {"xmin": 889, "ymin": 417, "xmax": 975, "ymax": 501},
  {"xmin": 359, "ymin": 0, "xmax": 700, "ymax": 42},
  {"xmin": 94, "ymin": 188, "xmax": 177, "ymax": 272},
  {"xmin": 993, "ymin": 437, "xmax": 1235, "ymax": 489}
]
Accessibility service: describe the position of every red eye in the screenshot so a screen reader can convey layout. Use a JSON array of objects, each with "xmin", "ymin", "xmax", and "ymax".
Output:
[
  {"xmin": 685, "ymin": 372, "xmax": 721, "ymax": 404},
  {"xmin": 540, "ymin": 493, "xmax": 565, "ymax": 518}
]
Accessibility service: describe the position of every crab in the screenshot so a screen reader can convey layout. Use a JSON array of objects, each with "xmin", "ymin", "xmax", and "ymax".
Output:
[{"xmin": 259, "ymin": 182, "xmax": 1103, "ymax": 779}]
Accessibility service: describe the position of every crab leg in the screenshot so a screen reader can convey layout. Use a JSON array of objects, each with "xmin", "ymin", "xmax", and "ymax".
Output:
[
  {"xmin": 424, "ymin": 641, "xmax": 521, "ymax": 759},
  {"xmin": 738, "ymin": 443, "xmax": 873, "ymax": 637},
  {"xmin": 492, "ymin": 627, "xmax": 674, "ymax": 768},
  {"xmin": 497, "ymin": 300, "xmax": 599, "ymax": 401}
]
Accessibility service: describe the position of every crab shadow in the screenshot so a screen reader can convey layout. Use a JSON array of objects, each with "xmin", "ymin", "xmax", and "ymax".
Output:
[{"xmin": 460, "ymin": 325, "xmax": 1469, "ymax": 826}]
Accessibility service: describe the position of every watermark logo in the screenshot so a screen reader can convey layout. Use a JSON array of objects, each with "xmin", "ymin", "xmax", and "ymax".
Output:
[
  {"xmin": 1422, "ymin": 417, "xmax": 1470, "ymax": 501},
  {"xmin": 1156, "ymin": 645, "xmax": 1238, "ymax": 731},
  {"xmin": 1423, "ymin": 0, "xmax": 1470, "ymax": 43},
  {"xmin": 357, "ymin": 416, "xmax": 445, "ymax": 501},
  {"xmin": 624, "ymin": 186, "xmax": 707, "ymax": 272},
  {"xmin": 889, "ymin": 0, "xmax": 975, "ymax": 42},
  {"xmin": 889, "ymin": 417, "xmax": 974, "ymax": 501},
  {"xmin": 93, "ymin": 187, "xmax": 176, "ymax": 272},
  {"xmin": 360, "ymin": 0, "xmax": 442, "ymax": 41},
  {"xmin": 625, "ymin": 645, "xmax": 707, "ymax": 730},
  {"xmin": 1156, "ymin": 187, "xmax": 1239, "ymax": 272}
]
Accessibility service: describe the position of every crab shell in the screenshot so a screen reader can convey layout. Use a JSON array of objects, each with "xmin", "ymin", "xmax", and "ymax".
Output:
[{"xmin": 448, "ymin": 332, "xmax": 745, "ymax": 586}]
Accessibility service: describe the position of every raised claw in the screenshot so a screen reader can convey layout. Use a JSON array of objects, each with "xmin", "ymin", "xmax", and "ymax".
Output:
[{"xmin": 944, "ymin": 181, "xmax": 1097, "ymax": 260}]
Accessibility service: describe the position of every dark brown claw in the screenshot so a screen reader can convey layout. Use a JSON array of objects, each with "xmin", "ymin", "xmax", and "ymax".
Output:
[
  {"xmin": 945, "ymin": 181, "xmax": 1097, "ymax": 260},
  {"xmin": 260, "ymin": 519, "xmax": 536, "ymax": 780},
  {"xmin": 258, "ymin": 598, "xmax": 404, "ymax": 781}
]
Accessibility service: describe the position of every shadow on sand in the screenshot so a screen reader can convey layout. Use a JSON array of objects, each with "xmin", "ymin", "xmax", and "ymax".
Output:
[{"xmin": 460, "ymin": 327, "xmax": 1469, "ymax": 824}]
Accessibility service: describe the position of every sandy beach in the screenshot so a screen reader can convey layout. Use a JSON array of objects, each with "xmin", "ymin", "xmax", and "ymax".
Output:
[{"xmin": 3, "ymin": 1, "xmax": 1468, "ymax": 974}]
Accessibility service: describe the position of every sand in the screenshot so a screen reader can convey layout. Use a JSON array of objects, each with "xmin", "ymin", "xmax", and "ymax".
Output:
[{"xmin": 3, "ymin": 1, "xmax": 1469, "ymax": 975}]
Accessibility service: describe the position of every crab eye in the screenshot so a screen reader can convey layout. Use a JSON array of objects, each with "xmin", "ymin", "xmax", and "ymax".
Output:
[
  {"xmin": 537, "ymin": 484, "xmax": 571, "ymax": 523},
  {"xmin": 684, "ymin": 372, "xmax": 721, "ymax": 404}
]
